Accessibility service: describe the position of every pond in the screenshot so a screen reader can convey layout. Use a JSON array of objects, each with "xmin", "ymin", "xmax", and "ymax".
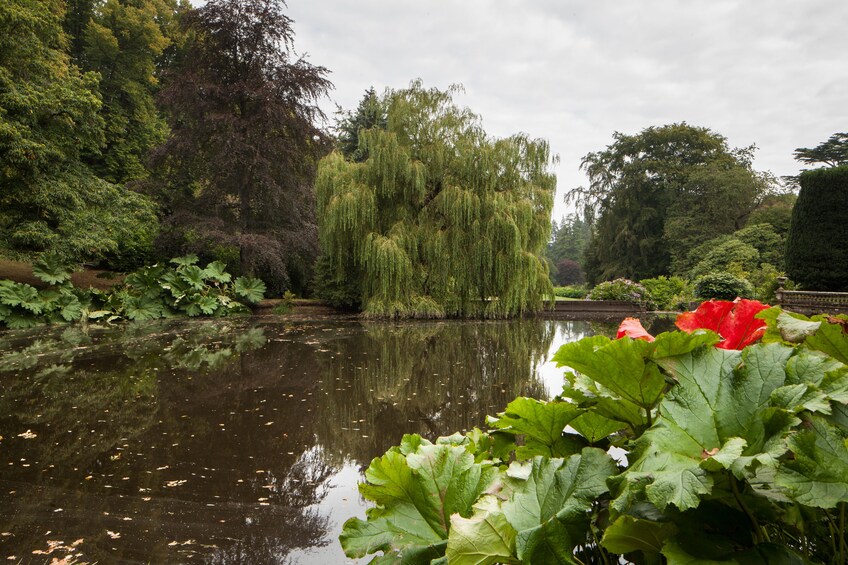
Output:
[{"xmin": 0, "ymin": 315, "xmax": 671, "ymax": 563}]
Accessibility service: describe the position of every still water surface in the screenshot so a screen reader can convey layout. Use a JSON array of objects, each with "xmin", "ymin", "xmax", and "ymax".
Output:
[{"xmin": 0, "ymin": 315, "xmax": 669, "ymax": 563}]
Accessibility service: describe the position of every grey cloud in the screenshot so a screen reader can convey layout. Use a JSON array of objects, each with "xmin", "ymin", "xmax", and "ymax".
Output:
[{"xmin": 276, "ymin": 0, "xmax": 847, "ymax": 219}]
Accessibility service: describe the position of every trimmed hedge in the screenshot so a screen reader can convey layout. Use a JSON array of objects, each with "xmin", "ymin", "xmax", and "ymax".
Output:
[{"xmin": 785, "ymin": 166, "xmax": 848, "ymax": 291}]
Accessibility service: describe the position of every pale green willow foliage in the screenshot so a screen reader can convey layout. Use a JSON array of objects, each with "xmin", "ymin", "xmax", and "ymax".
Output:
[{"xmin": 316, "ymin": 82, "xmax": 557, "ymax": 318}]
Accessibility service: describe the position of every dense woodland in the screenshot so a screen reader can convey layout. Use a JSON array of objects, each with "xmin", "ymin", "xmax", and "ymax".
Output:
[{"xmin": 1, "ymin": 0, "xmax": 846, "ymax": 320}]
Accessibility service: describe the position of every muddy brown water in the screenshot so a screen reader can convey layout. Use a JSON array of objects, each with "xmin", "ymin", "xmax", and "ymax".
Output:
[{"xmin": 0, "ymin": 315, "xmax": 672, "ymax": 563}]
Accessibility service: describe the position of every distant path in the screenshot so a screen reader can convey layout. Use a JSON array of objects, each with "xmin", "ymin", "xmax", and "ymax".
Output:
[{"xmin": 0, "ymin": 259, "xmax": 123, "ymax": 290}]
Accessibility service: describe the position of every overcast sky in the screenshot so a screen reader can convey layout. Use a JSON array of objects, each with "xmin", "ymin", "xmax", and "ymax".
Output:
[{"xmin": 281, "ymin": 0, "xmax": 846, "ymax": 221}]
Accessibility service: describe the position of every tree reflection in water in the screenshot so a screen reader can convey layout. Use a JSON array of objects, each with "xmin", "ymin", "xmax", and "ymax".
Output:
[{"xmin": 0, "ymin": 316, "xmax": 562, "ymax": 563}]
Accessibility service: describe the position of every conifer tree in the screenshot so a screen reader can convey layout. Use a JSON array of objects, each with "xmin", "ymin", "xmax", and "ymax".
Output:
[
  {"xmin": 316, "ymin": 82, "xmax": 556, "ymax": 318},
  {"xmin": 785, "ymin": 166, "xmax": 848, "ymax": 291}
]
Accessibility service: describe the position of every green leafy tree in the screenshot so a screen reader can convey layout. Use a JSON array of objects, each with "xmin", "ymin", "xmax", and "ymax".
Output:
[
  {"xmin": 664, "ymin": 162, "xmax": 775, "ymax": 274},
  {"xmin": 568, "ymin": 124, "xmax": 770, "ymax": 283},
  {"xmin": 63, "ymin": 0, "xmax": 97, "ymax": 64},
  {"xmin": 82, "ymin": 0, "xmax": 184, "ymax": 184},
  {"xmin": 794, "ymin": 132, "xmax": 848, "ymax": 168},
  {"xmin": 746, "ymin": 192, "xmax": 796, "ymax": 236},
  {"xmin": 149, "ymin": 0, "xmax": 332, "ymax": 294},
  {"xmin": 0, "ymin": 0, "xmax": 157, "ymax": 261},
  {"xmin": 316, "ymin": 82, "xmax": 556, "ymax": 318},
  {"xmin": 785, "ymin": 166, "xmax": 848, "ymax": 291}
]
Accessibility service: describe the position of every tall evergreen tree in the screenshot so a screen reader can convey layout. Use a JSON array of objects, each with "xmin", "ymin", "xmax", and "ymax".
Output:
[
  {"xmin": 0, "ymin": 0, "xmax": 156, "ymax": 260},
  {"xmin": 149, "ymin": 0, "xmax": 332, "ymax": 293},
  {"xmin": 336, "ymin": 87, "xmax": 387, "ymax": 163},
  {"xmin": 785, "ymin": 166, "xmax": 848, "ymax": 291},
  {"xmin": 316, "ymin": 82, "xmax": 556, "ymax": 318}
]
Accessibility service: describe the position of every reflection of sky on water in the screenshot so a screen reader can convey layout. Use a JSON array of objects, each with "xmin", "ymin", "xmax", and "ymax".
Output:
[
  {"xmin": 535, "ymin": 321, "xmax": 594, "ymax": 398},
  {"xmin": 0, "ymin": 317, "xmax": 640, "ymax": 563}
]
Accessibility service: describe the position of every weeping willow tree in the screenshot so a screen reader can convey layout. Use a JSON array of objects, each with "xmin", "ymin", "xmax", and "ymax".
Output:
[{"xmin": 316, "ymin": 82, "xmax": 557, "ymax": 318}]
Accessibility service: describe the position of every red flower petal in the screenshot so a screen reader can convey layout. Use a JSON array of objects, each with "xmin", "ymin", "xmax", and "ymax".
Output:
[
  {"xmin": 675, "ymin": 298, "xmax": 769, "ymax": 350},
  {"xmin": 617, "ymin": 317, "xmax": 655, "ymax": 342}
]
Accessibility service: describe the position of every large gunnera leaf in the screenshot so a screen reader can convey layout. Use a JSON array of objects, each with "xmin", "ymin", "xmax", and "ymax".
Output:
[
  {"xmin": 32, "ymin": 253, "xmax": 73, "ymax": 285},
  {"xmin": 446, "ymin": 448, "xmax": 617, "ymax": 565},
  {"xmin": 234, "ymin": 276, "xmax": 266, "ymax": 303},
  {"xmin": 554, "ymin": 331, "xmax": 718, "ymax": 432},
  {"xmin": 486, "ymin": 397, "xmax": 586, "ymax": 458},
  {"xmin": 617, "ymin": 343, "xmax": 797, "ymax": 512},
  {"xmin": 340, "ymin": 435, "xmax": 497, "ymax": 564},
  {"xmin": 776, "ymin": 416, "xmax": 848, "ymax": 508}
]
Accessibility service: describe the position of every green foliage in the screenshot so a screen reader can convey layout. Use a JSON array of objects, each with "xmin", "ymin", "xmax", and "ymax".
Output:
[
  {"xmin": 81, "ymin": 0, "xmax": 176, "ymax": 184},
  {"xmin": 148, "ymin": 0, "xmax": 331, "ymax": 295},
  {"xmin": 694, "ymin": 272, "xmax": 755, "ymax": 300},
  {"xmin": 569, "ymin": 124, "xmax": 772, "ymax": 283},
  {"xmin": 684, "ymin": 222, "xmax": 787, "ymax": 301},
  {"xmin": 343, "ymin": 309, "xmax": 848, "ymax": 564},
  {"xmin": 785, "ymin": 166, "xmax": 848, "ymax": 291},
  {"xmin": 0, "ymin": 256, "xmax": 263, "ymax": 328},
  {"xmin": 336, "ymin": 87, "xmax": 388, "ymax": 162},
  {"xmin": 546, "ymin": 213, "xmax": 591, "ymax": 285},
  {"xmin": 794, "ymin": 132, "xmax": 848, "ymax": 168},
  {"xmin": 552, "ymin": 285, "xmax": 587, "ymax": 299},
  {"xmin": 0, "ymin": 255, "xmax": 86, "ymax": 328},
  {"xmin": 588, "ymin": 278, "xmax": 654, "ymax": 308},
  {"xmin": 316, "ymin": 81, "xmax": 556, "ymax": 318},
  {"xmin": 641, "ymin": 276, "xmax": 693, "ymax": 311},
  {"xmin": 0, "ymin": 0, "xmax": 162, "ymax": 263},
  {"xmin": 106, "ymin": 256, "xmax": 264, "ymax": 319},
  {"xmin": 746, "ymin": 193, "xmax": 796, "ymax": 236},
  {"xmin": 664, "ymin": 163, "xmax": 775, "ymax": 274},
  {"xmin": 690, "ymin": 239, "xmax": 759, "ymax": 279}
]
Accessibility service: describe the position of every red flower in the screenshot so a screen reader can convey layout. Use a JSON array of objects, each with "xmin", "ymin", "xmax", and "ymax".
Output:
[
  {"xmin": 675, "ymin": 298, "xmax": 769, "ymax": 350},
  {"xmin": 616, "ymin": 317, "xmax": 655, "ymax": 342}
]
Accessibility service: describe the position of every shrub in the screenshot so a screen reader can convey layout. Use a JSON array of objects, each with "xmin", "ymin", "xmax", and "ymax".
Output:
[
  {"xmin": 640, "ymin": 276, "xmax": 693, "ymax": 310},
  {"xmin": 694, "ymin": 272, "xmax": 754, "ymax": 300},
  {"xmin": 0, "ymin": 255, "xmax": 87, "ymax": 329},
  {"xmin": 588, "ymin": 278, "xmax": 654, "ymax": 309},
  {"xmin": 785, "ymin": 166, "xmax": 848, "ymax": 290},
  {"xmin": 553, "ymin": 285, "xmax": 587, "ymax": 299},
  {"xmin": 690, "ymin": 239, "xmax": 759, "ymax": 279}
]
